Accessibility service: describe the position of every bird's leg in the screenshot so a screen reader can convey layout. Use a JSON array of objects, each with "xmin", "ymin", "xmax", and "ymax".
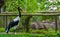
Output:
[
  {"xmin": 5, "ymin": 25, "xmax": 11, "ymax": 33},
  {"xmin": 6, "ymin": 28, "xmax": 9, "ymax": 33},
  {"xmin": 0, "ymin": 7, "xmax": 1, "ymax": 13},
  {"xmin": 14, "ymin": 31, "xmax": 17, "ymax": 34},
  {"xmin": 6, "ymin": 28, "xmax": 10, "ymax": 33},
  {"xmin": 13, "ymin": 26, "xmax": 17, "ymax": 34}
]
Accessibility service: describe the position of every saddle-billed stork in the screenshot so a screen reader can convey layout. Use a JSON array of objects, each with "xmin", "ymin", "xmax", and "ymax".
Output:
[{"xmin": 5, "ymin": 6, "xmax": 22, "ymax": 33}]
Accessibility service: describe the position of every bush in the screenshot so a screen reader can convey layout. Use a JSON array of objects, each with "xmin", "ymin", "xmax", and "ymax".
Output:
[{"xmin": 0, "ymin": 28, "xmax": 5, "ymax": 32}]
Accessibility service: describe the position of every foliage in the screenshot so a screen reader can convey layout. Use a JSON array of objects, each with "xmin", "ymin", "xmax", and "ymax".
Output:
[
  {"xmin": 4, "ymin": 0, "xmax": 60, "ymax": 21},
  {"xmin": 0, "ymin": 28, "xmax": 5, "ymax": 32},
  {"xmin": 5, "ymin": 0, "xmax": 59, "ymax": 12},
  {"xmin": 5, "ymin": 0, "xmax": 21, "ymax": 12}
]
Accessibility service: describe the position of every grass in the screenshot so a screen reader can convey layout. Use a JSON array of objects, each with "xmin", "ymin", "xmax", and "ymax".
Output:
[
  {"xmin": 0, "ymin": 32, "xmax": 60, "ymax": 37},
  {"xmin": 0, "ymin": 33, "xmax": 44, "ymax": 37},
  {"xmin": 0, "ymin": 28, "xmax": 60, "ymax": 37}
]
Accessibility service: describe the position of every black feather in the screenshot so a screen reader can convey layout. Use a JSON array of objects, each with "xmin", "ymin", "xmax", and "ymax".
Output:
[{"xmin": 6, "ymin": 20, "xmax": 19, "ymax": 33}]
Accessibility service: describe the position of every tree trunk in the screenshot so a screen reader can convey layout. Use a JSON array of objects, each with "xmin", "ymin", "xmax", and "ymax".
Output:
[
  {"xmin": 55, "ymin": 16, "xmax": 58, "ymax": 32},
  {"xmin": 25, "ymin": 16, "xmax": 32, "ymax": 32}
]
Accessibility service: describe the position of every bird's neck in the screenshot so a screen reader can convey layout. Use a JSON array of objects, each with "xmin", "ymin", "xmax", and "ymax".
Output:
[{"xmin": 18, "ymin": 10, "xmax": 21, "ymax": 17}]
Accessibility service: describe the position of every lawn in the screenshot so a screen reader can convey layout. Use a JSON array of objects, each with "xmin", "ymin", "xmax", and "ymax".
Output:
[
  {"xmin": 0, "ymin": 32, "xmax": 60, "ymax": 37},
  {"xmin": 0, "ymin": 33, "xmax": 44, "ymax": 37},
  {"xmin": 0, "ymin": 28, "xmax": 60, "ymax": 37}
]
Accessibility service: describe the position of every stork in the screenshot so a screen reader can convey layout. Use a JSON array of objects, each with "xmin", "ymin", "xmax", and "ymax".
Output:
[{"xmin": 5, "ymin": 6, "xmax": 22, "ymax": 33}]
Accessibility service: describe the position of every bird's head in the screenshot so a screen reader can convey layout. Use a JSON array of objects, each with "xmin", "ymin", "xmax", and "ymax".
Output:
[
  {"xmin": 18, "ymin": 6, "xmax": 22, "ymax": 11},
  {"xmin": 18, "ymin": 6, "xmax": 25, "ymax": 13},
  {"xmin": 18, "ymin": 6, "xmax": 22, "ymax": 17},
  {"xmin": 18, "ymin": 6, "xmax": 25, "ymax": 17}
]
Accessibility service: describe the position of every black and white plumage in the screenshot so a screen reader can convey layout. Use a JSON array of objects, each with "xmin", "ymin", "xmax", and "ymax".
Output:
[{"xmin": 5, "ymin": 7, "xmax": 22, "ymax": 33}]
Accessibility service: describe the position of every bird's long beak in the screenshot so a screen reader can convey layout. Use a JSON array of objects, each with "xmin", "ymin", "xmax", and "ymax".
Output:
[
  {"xmin": 20, "ymin": 7, "xmax": 25, "ymax": 13},
  {"xmin": 18, "ymin": 6, "xmax": 25, "ymax": 13},
  {"xmin": 20, "ymin": 7, "xmax": 22, "ymax": 11}
]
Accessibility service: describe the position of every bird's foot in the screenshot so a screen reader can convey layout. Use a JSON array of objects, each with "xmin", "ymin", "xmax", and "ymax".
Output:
[{"xmin": 6, "ymin": 29, "xmax": 9, "ymax": 33}]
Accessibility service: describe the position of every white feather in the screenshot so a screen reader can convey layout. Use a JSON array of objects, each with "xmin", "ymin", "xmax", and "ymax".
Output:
[{"xmin": 13, "ymin": 16, "xmax": 20, "ymax": 22}]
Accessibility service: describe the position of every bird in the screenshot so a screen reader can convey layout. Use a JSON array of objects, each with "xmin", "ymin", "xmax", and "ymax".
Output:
[{"xmin": 5, "ymin": 6, "xmax": 22, "ymax": 33}]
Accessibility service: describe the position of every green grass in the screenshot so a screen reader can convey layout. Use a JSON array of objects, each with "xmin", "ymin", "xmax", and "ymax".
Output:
[
  {"xmin": 0, "ymin": 33, "xmax": 44, "ymax": 37},
  {"xmin": 0, "ymin": 33, "xmax": 60, "ymax": 37},
  {"xmin": 0, "ymin": 28, "xmax": 60, "ymax": 37}
]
